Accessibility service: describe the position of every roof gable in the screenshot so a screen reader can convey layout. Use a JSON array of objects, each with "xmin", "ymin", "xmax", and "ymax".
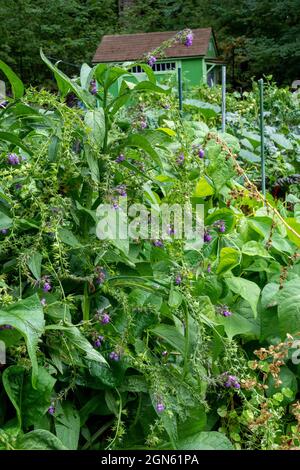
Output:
[{"xmin": 93, "ymin": 28, "xmax": 214, "ymax": 63}]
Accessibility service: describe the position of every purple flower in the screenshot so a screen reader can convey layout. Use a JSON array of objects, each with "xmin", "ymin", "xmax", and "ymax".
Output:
[
  {"xmin": 109, "ymin": 351, "xmax": 120, "ymax": 361},
  {"xmin": 148, "ymin": 56, "xmax": 157, "ymax": 67},
  {"xmin": 175, "ymin": 275, "xmax": 182, "ymax": 285},
  {"xmin": 198, "ymin": 148, "xmax": 205, "ymax": 158},
  {"xmin": 204, "ymin": 231, "xmax": 212, "ymax": 243},
  {"xmin": 48, "ymin": 405, "xmax": 55, "ymax": 415},
  {"xmin": 0, "ymin": 228, "xmax": 8, "ymax": 235},
  {"xmin": 112, "ymin": 199, "xmax": 119, "ymax": 210},
  {"xmin": 15, "ymin": 183, "xmax": 22, "ymax": 190},
  {"xmin": 162, "ymin": 350, "xmax": 168, "ymax": 357},
  {"xmin": 152, "ymin": 240, "xmax": 164, "ymax": 248},
  {"xmin": 101, "ymin": 313, "xmax": 110, "ymax": 325},
  {"xmin": 90, "ymin": 79, "xmax": 97, "ymax": 95},
  {"xmin": 207, "ymin": 264, "xmax": 211, "ymax": 273},
  {"xmin": 43, "ymin": 282, "xmax": 51, "ymax": 293},
  {"xmin": 213, "ymin": 220, "xmax": 226, "ymax": 233},
  {"xmin": 185, "ymin": 33, "xmax": 193, "ymax": 47},
  {"xmin": 176, "ymin": 153, "xmax": 185, "ymax": 165},
  {"xmin": 94, "ymin": 335, "xmax": 104, "ymax": 348},
  {"xmin": 218, "ymin": 305, "xmax": 232, "ymax": 317},
  {"xmin": 7, "ymin": 153, "xmax": 20, "ymax": 165},
  {"xmin": 95, "ymin": 267, "xmax": 106, "ymax": 284},
  {"xmin": 140, "ymin": 120, "xmax": 147, "ymax": 130},
  {"xmin": 40, "ymin": 298, "xmax": 47, "ymax": 307},
  {"xmin": 156, "ymin": 403, "xmax": 165, "ymax": 413},
  {"xmin": 115, "ymin": 184, "xmax": 127, "ymax": 197},
  {"xmin": 0, "ymin": 324, "xmax": 13, "ymax": 331},
  {"xmin": 115, "ymin": 154, "xmax": 125, "ymax": 163},
  {"xmin": 167, "ymin": 225, "xmax": 176, "ymax": 235},
  {"xmin": 222, "ymin": 373, "xmax": 240, "ymax": 389}
]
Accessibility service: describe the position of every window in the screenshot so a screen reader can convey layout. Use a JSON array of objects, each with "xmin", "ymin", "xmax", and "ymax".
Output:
[{"xmin": 129, "ymin": 62, "xmax": 176, "ymax": 73}]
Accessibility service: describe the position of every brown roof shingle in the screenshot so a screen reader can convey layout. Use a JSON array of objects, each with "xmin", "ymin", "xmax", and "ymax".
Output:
[{"xmin": 92, "ymin": 28, "xmax": 213, "ymax": 63}]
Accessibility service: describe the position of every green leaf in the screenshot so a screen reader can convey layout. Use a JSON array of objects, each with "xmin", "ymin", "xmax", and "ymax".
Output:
[
  {"xmin": 0, "ymin": 295, "xmax": 45, "ymax": 386},
  {"xmin": 133, "ymin": 81, "xmax": 168, "ymax": 94},
  {"xmin": 177, "ymin": 431, "xmax": 233, "ymax": 450},
  {"xmin": 55, "ymin": 402, "xmax": 80, "ymax": 450},
  {"xmin": 80, "ymin": 63, "xmax": 93, "ymax": 90},
  {"xmin": 276, "ymin": 278, "xmax": 300, "ymax": 337},
  {"xmin": 206, "ymin": 208, "xmax": 235, "ymax": 233},
  {"xmin": 0, "ymin": 131, "xmax": 33, "ymax": 155},
  {"xmin": 127, "ymin": 62, "xmax": 156, "ymax": 83},
  {"xmin": 271, "ymin": 133, "xmax": 293, "ymax": 150},
  {"xmin": 151, "ymin": 324, "xmax": 185, "ymax": 354},
  {"xmin": 16, "ymin": 430, "xmax": 67, "ymax": 450},
  {"xmin": 225, "ymin": 277, "xmax": 260, "ymax": 317},
  {"xmin": 218, "ymin": 312, "xmax": 258, "ymax": 340},
  {"xmin": 84, "ymin": 109, "xmax": 105, "ymax": 148},
  {"xmin": 217, "ymin": 247, "xmax": 240, "ymax": 275},
  {"xmin": 242, "ymin": 241, "xmax": 272, "ymax": 258},
  {"xmin": 239, "ymin": 149, "xmax": 261, "ymax": 163},
  {"xmin": 178, "ymin": 406, "xmax": 207, "ymax": 438},
  {"xmin": 45, "ymin": 324, "xmax": 107, "ymax": 364},
  {"xmin": 27, "ymin": 252, "xmax": 43, "ymax": 280},
  {"xmin": 168, "ymin": 287, "xmax": 183, "ymax": 308},
  {"xmin": 266, "ymin": 366, "xmax": 297, "ymax": 404},
  {"xmin": 124, "ymin": 133, "xmax": 162, "ymax": 167},
  {"xmin": 40, "ymin": 49, "xmax": 94, "ymax": 108},
  {"xmin": 58, "ymin": 228, "xmax": 82, "ymax": 248},
  {"xmin": 261, "ymin": 283, "xmax": 279, "ymax": 309},
  {"xmin": 285, "ymin": 217, "xmax": 300, "ymax": 247},
  {"xmin": 0, "ymin": 210, "xmax": 12, "ymax": 230},
  {"xmin": 2, "ymin": 366, "xmax": 55, "ymax": 428},
  {"xmin": 0, "ymin": 59, "xmax": 24, "ymax": 99},
  {"xmin": 183, "ymin": 99, "xmax": 220, "ymax": 118},
  {"xmin": 194, "ymin": 176, "xmax": 215, "ymax": 197}
]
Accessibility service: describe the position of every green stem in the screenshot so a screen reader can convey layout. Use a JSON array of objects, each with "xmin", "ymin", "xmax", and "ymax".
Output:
[{"xmin": 82, "ymin": 282, "xmax": 90, "ymax": 322}]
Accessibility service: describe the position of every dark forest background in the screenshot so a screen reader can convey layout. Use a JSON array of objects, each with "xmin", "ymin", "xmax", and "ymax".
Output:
[{"xmin": 0, "ymin": 0, "xmax": 299, "ymax": 88}]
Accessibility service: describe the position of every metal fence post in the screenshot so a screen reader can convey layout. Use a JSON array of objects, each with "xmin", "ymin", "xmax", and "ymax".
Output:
[
  {"xmin": 258, "ymin": 78, "xmax": 266, "ymax": 202},
  {"xmin": 221, "ymin": 65, "xmax": 226, "ymax": 133},
  {"xmin": 178, "ymin": 66, "xmax": 183, "ymax": 113}
]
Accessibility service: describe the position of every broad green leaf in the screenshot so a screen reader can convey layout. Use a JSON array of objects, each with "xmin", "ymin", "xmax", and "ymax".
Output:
[
  {"xmin": 194, "ymin": 176, "xmax": 215, "ymax": 197},
  {"xmin": 133, "ymin": 81, "xmax": 168, "ymax": 94},
  {"xmin": 45, "ymin": 324, "xmax": 107, "ymax": 364},
  {"xmin": 55, "ymin": 402, "xmax": 80, "ymax": 450},
  {"xmin": 206, "ymin": 208, "xmax": 235, "ymax": 233},
  {"xmin": 178, "ymin": 406, "xmax": 207, "ymax": 438},
  {"xmin": 40, "ymin": 49, "xmax": 94, "ymax": 108},
  {"xmin": 183, "ymin": 99, "xmax": 220, "ymax": 117},
  {"xmin": 225, "ymin": 276, "xmax": 260, "ymax": 317},
  {"xmin": 0, "ymin": 295, "xmax": 45, "ymax": 386},
  {"xmin": 217, "ymin": 247, "xmax": 240, "ymax": 275},
  {"xmin": 126, "ymin": 62, "xmax": 156, "ymax": 83},
  {"xmin": 2, "ymin": 366, "xmax": 55, "ymax": 428},
  {"xmin": 0, "ymin": 210, "xmax": 12, "ymax": 230},
  {"xmin": 156, "ymin": 127, "xmax": 176, "ymax": 137},
  {"xmin": 261, "ymin": 283, "xmax": 279, "ymax": 309},
  {"xmin": 84, "ymin": 109, "xmax": 105, "ymax": 148},
  {"xmin": 0, "ymin": 131, "xmax": 33, "ymax": 155},
  {"xmin": 80, "ymin": 63, "xmax": 92, "ymax": 90},
  {"xmin": 124, "ymin": 133, "xmax": 162, "ymax": 167},
  {"xmin": 239, "ymin": 149, "xmax": 261, "ymax": 163},
  {"xmin": 0, "ymin": 59, "xmax": 24, "ymax": 99},
  {"xmin": 271, "ymin": 133, "xmax": 293, "ymax": 150},
  {"xmin": 285, "ymin": 217, "xmax": 300, "ymax": 247},
  {"xmin": 151, "ymin": 324, "xmax": 185, "ymax": 354},
  {"xmin": 177, "ymin": 431, "xmax": 233, "ymax": 450},
  {"xmin": 168, "ymin": 287, "xmax": 183, "ymax": 308},
  {"xmin": 17, "ymin": 430, "xmax": 67, "ymax": 450},
  {"xmin": 242, "ymin": 241, "xmax": 272, "ymax": 258},
  {"xmin": 276, "ymin": 278, "xmax": 300, "ymax": 337},
  {"xmin": 27, "ymin": 252, "xmax": 43, "ymax": 280},
  {"xmin": 58, "ymin": 228, "xmax": 82, "ymax": 248},
  {"xmin": 218, "ymin": 312, "xmax": 258, "ymax": 340}
]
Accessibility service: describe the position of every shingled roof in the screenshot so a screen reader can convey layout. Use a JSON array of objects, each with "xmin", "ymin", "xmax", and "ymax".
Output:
[{"xmin": 92, "ymin": 28, "xmax": 214, "ymax": 63}]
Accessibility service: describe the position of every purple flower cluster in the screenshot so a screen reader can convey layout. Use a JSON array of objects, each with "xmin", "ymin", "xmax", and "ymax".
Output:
[
  {"xmin": 41, "ymin": 276, "xmax": 52, "ymax": 292},
  {"xmin": 115, "ymin": 154, "xmax": 125, "ymax": 163},
  {"xmin": 213, "ymin": 220, "xmax": 226, "ymax": 233},
  {"xmin": 95, "ymin": 267, "xmax": 106, "ymax": 285},
  {"xmin": 198, "ymin": 148, "xmax": 205, "ymax": 158},
  {"xmin": 114, "ymin": 184, "xmax": 127, "ymax": 197},
  {"xmin": 162, "ymin": 350, "xmax": 168, "ymax": 357},
  {"xmin": 185, "ymin": 32, "xmax": 193, "ymax": 47},
  {"xmin": 222, "ymin": 373, "xmax": 240, "ymax": 389},
  {"xmin": 175, "ymin": 274, "xmax": 182, "ymax": 285},
  {"xmin": 0, "ymin": 228, "xmax": 8, "ymax": 235},
  {"xmin": 217, "ymin": 305, "xmax": 232, "ymax": 317},
  {"xmin": 148, "ymin": 56, "xmax": 157, "ymax": 67},
  {"xmin": 101, "ymin": 312, "xmax": 110, "ymax": 325},
  {"xmin": 156, "ymin": 402, "xmax": 165, "ymax": 413},
  {"xmin": 109, "ymin": 351, "xmax": 120, "ymax": 361},
  {"xmin": 94, "ymin": 335, "xmax": 104, "ymax": 348},
  {"xmin": 152, "ymin": 240, "xmax": 164, "ymax": 248},
  {"xmin": 204, "ymin": 230, "xmax": 212, "ymax": 243},
  {"xmin": 140, "ymin": 120, "xmax": 147, "ymax": 130},
  {"xmin": 176, "ymin": 153, "xmax": 185, "ymax": 165},
  {"xmin": 207, "ymin": 264, "xmax": 211, "ymax": 273},
  {"xmin": 90, "ymin": 79, "xmax": 97, "ymax": 95},
  {"xmin": 167, "ymin": 224, "xmax": 175, "ymax": 236},
  {"xmin": 7, "ymin": 153, "xmax": 20, "ymax": 165},
  {"xmin": 0, "ymin": 324, "xmax": 14, "ymax": 331},
  {"xmin": 48, "ymin": 404, "xmax": 55, "ymax": 415}
]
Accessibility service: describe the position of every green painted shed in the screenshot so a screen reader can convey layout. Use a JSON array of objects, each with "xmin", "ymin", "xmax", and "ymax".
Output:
[{"xmin": 92, "ymin": 28, "xmax": 222, "ymax": 95}]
